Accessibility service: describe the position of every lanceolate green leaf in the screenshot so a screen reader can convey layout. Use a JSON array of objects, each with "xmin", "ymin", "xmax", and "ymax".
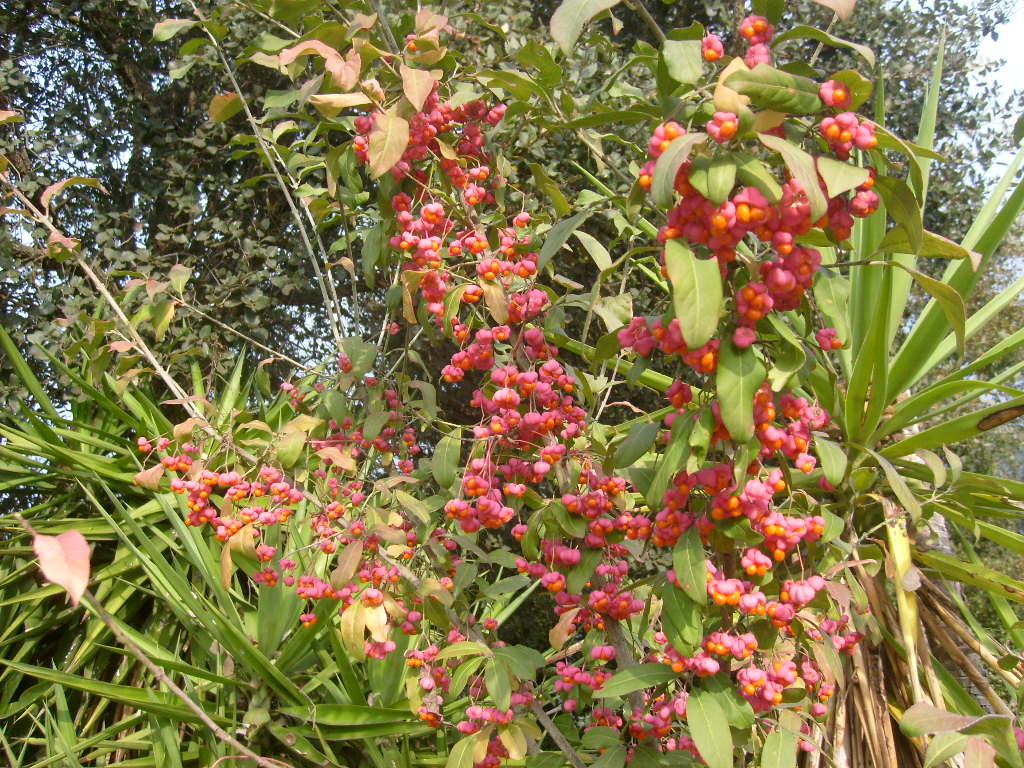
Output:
[
  {"xmin": 651, "ymin": 133, "xmax": 707, "ymax": 207},
  {"xmin": 686, "ymin": 688, "xmax": 733, "ymax": 768},
  {"xmin": 844, "ymin": 264, "xmax": 891, "ymax": 443},
  {"xmin": 663, "ymin": 38, "xmax": 702, "ymax": 85},
  {"xmin": 594, "ymin": 664, "xmax": 679, "ymax": 697},
  {"xmin": 735, "ymin": 153, "xmax": 783, "ymax": 203},
  {"xmin": 672, "ymin": 526, "xmax": 707, "ymax": 604},
  {"xmin": 874, "ymin": 176, "xmax": 923, "ymax": 254},
  {"xmin": 432, "ymin": 427, "xmax": 462, "ymax": 488},
  {"xmin": 549, "ymin": 0, "xmax": 622, "ymax": 53},
  {"xmin": 538, "ymin": 210, "xmax": 593, "ymax": 270},
  {"xmin": 772, "ymin": 25, "xmax": 876, "ymax": 68},
  {"xmin": 613, "ymin": 421, "xmax": 661, "ymax": 468},
  {"xmin": 816, "ymin": 156, "xmax": 870, "ymax": 199},
  {"xmin": 760, "ymin": 720, "xmax": 798, "ymax": 768},
  {"xmin": 757, "ymin": 133, "xmax": 827, "ymax": 220},
  {"xmin": 716, "ymin": 341, "xmax": 766, "ymax": 442},
  {"xmin": 725, "ymin": 64, "xmax": 823, "ymax": 114},
  {"xmin": 664, "ymin": 239, "xmax": 722, "ymax": 348},
  {"xmin": 1, "ymin": 660, "xmax": 230, "ymax": 726}
]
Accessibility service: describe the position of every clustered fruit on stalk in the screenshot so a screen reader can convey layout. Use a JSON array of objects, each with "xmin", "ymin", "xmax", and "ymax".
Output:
[{"xmin": 135, "ymin": 12, "xmax": 886, "ymax": 764}]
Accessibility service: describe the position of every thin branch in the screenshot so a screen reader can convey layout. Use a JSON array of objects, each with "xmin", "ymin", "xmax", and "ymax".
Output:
[
  {"xmin": 190, "ymin": 4, "xmax": 348, "ymax": 352},
  {"xmin": 15, "ymin": 515, "xmax": 291, "ymax": 768},
  {"xmin": 626, "ymin": 0, "xmax": 666, "ymax": 44},
  {"xmin": 529, "ymin": 701, "xmax": 587, "ymax": 768}
]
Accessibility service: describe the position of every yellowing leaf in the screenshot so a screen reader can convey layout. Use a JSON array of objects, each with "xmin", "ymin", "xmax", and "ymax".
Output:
[
  {"xmin": 365, "ymin": 604, "xmax": 390, "ymax": 642},
  {"xmin": 400, "ymin": 64, "xmax": 441, "ymax": 111},
  {"xmin": 308, "ymin": 92, "xmax": 372, "ymax": 117},
  {"xmin": 208, "ymin": 92, "xmax": 243, "ymax": 122},
  {"xmin": 368, "ymin": 110, "xmax": 410, "ymax": 179},
  {"xmin": 548, "ymin": 606, "xmax": 581, "ymax": 650}
]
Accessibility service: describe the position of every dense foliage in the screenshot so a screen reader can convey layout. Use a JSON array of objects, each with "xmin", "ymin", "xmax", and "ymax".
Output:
[{"xmin": 2, "ymin": 1, "xmax": 1024, "ymax": 768}]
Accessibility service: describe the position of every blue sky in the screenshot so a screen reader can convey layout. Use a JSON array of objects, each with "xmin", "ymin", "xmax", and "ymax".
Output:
[{"xmin": 990, "ymin": 5, "xmax": 1024, "ymax": 95}]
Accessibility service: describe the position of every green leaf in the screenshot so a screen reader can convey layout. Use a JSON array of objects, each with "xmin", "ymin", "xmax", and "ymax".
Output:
[
  {"xmin": 592, "ymin": 743, "xmax": 627, "ymax": 768},
  {"xmin": 816, "ymin": 156, "xmax": 870, "ymax": 199},
  {"xmin": 275, "ymin": 430, "xmax": 306, "ymax": 469},
  {"xmin": 432, "ymin": 428, "xmax": 461, "ymax": 489},
  {"xmin": 915, "ymin": 550, "xmax": 1024, "ymax": 606},
  {"xmin": 516, "ymin": 40, "xmax": 562, "ymax": 88},
  {"xmin": 594, "ymin": 664, "xmax": 678, "ymax": 698},
  {"xmin": 705, "ymin": 155, "xmax": 737, "ymax": 205},
  {"xmin": 369, "ymin": 110, "xmax": 410, "ymax": 179},
  {"xmin": 874, "ymin": 176, "xmax": 923, "ymax": 253},
  {"xmin": 716, "ymin": 340, "xmax": 766, "ymax": 442},
  {"xmin": 394, "ymin": 489, "xmax": 432, "ymax": 524},
  {"xmin": 924, "ymin": 733, "xmax": 969, "ymax": 768},
  {"xmin": 280, "ymin": 705, "xmax": 416, "ymax": 726},
  {"xmin": 758, "ymin": 133, "xmax": 827, "ymax": 220},
  {"xmin": 446, "ymin": 734, "xmax": 478, "ymax": 768},
  {"xmin": 645, "ymin": 416, "xmax": 692, "ymax": 509},
  {"xmin": 865, "ymin": 447, "xmax": 922, "ymax": 520},
  {"xmin": 814, "ymin": 436, "xmax": 847, "ymax": 486},
  {"xmin": 660, "ymin": 583, "xmax": 702, "ymax": 652},
  {"xmin": 672, "ymin": 526, "xmax": 707, "ymax": 605},
  {"xmin": 772, "ymin": 25, "xmax": 876, "ymax": 68},
  {"xmin": 651, "ymin": 133, "xmax": 708, "ymax": 208},
  {"xmin": 549, "ymin": 0, "xmax": 623, "ymax": 53},
  {"xmin": 902, "ymin": 266, "xmax": 966, "ymax": 359},
  {"xmin": 881, "ymin": 394, "xmax": 1024, "ymax": 458},
  {"xmin": 486, "ymin": 658, "xmax": 512, "ymax": 709},
  {"xmin": 686, "ymin": 688, "xmax": 733, "ymax": 768},
  {"xmin": 613, "ymin": 421, "xmax": 661, "ymax": 468},
  {"xmin": 538, "ymin": 211, "xmax": 592, "ymax": 271},
  {"xmin": 725, "ymin": 64, "xmax": 822, "ymax": 114},
  {"xmin": 760, "ymin": 712, "xmax": 799, "ymax": 768},
  {"xmin": 829, "ymin": 69, "xmax": 874, "ymax": 110},
  {"xmin": 2, "ymin": 661, "xmax": 230, "ymax": 727},
  {"xmin": 529, "ymin": 163, "xmax": 571, "ymax": 217},
  {"xmin": 152, "ymin": 19, "xmax": 197, "ymax": 42},
  {"xmin": 664, "ymin": 239, "xmax": 722, "ymax": 349},
  {"xmin": 574, "ymin": 231, "xmax": 612, "ymax": 271},
  {"xmin": 735, "ymin": 153, "xmax": 783, "ymax": 203},
  {"xmin": 878, "ymin": 227, "xmax": 979, "ymax": 265},
  {"xmin": 663, "ymin": 39, "xmax": 702, "ymax": 85}
]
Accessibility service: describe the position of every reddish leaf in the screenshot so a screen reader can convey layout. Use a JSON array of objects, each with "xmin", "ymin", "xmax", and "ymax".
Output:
[
  {"xmin": 33, "ymin": 531, "xmax": 91, "ymax": 607},
  {"xmin": 279, "ymin": 41, "xmax": 361, "ymax": 90},
  {"xmin": 40, "ymin": 177, "xmax": 108, "ymax": 210}
]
